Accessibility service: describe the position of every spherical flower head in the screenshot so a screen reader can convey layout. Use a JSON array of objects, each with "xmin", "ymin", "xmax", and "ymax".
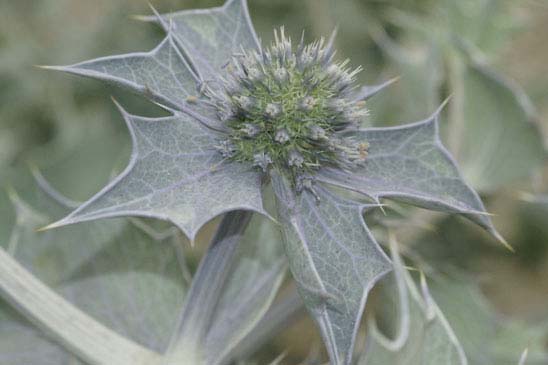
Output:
[{"xmin": 209, "ymin": 27, "xmax": 369, "ymax": 188}]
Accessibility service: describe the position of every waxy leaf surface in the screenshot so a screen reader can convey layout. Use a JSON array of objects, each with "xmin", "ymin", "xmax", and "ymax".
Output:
[
  {"xmin": 366, "ymin": 4, "xmax": 545, "ymax": 192},
  {"xmin": 152, "ymin": 0, "xmax": 260, "ymax": 80},
  {"xmin": 318, "ymin": 112, "xmax": 501, "ymax": 240},
  {"xmin": 44, "ymin": 0, "xmax": 266, "ymax": 242},
  {"xmin": 39, "ymin": 1, "xmax": 507, "ymax": 363},
  {"xmin": 273, "ymin": 173, "xmax": 391, "ymax": 365},
  {"xmin": 44, "ymin": 34, "xmax": 197, "ymax": 111},
  {"xmin": 48, "ymin": 108, "xmax": 266, "ymax": 242}
]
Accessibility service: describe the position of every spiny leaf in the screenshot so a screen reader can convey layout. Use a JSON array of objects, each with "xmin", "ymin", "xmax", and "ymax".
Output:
[
  {"xmin": 145, "ymin": 0, "xmax": 261, "ymax": 81},
  {"xmin": 272, "ymin": 172, "xmax": 391, "ymax": 365},
  {"xmin": 34, "ymin": 1, "xmax": 509, "ymax": 363},
  {"xmin": 317, "ymin": 108, "xmax": 505, "ymax": 245},
  {"xmin": 44, "ymin": 105, "xmax": 268, "ymax": 242},
  {"xmin": 41, "ymin": 33, "xmax": 198, "ymax": 112},
  {"xmin": 42, "ymin": 0, "xmax": 267, "ymax": 241},
  {"xmin": 359, "ymin": 245, "xmax": 467, "ymax": 365},
  {"xmin": 366, "ymin": 5, "xmax": 545, "ymax": 192}
]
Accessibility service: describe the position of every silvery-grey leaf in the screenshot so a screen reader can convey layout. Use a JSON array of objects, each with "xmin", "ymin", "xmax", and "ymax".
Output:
[
  {"xmin": 360, "ymin": 245, "xmax": 467, "ymax": 365},
  {"xmin": 45, "ymin": 105, "xmax": 267, "ymax": 242},
  {"xmin": 0, "ymin": 186, "xmax": 187, "ymax": 363},
  {"xmin": 367, "ymin": 9, "xmax": 545, "ymax": 192},
  {"xmin": 148, "ymin": 0, "xmax": 260, "ymax": 81},
  {"xmin": 42, "ymin": 34, "xmax": 198, "ymax": 112},
  {"xmin": 272, "ymin": 172, "xmax": 391, "ymax": 365},
  {"xmin": 317, "ymin": 108, "xmax": 503, "ymax": 243}
]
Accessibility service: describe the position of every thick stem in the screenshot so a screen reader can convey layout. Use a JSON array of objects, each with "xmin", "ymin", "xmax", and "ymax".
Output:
[
  {"xmin": 164, "ymin": 210, "xmax": 253, "ymax": 365},
  {"xmin": 0, "ymin": 247, "xmax": 160, "ymax": 365}
]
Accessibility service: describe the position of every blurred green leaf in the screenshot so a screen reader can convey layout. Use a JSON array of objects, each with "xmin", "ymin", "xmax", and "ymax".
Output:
[
  {"xmin": 429, "ymin": 276, "xmax": 548, "ymax": 365},
  {"xmin": 0, "ymin": 184, "xmax": 188, "ymax": 363},
  {"xmin": 366, "ymin": 0, "xmax": 545, "ymax": 192},
  {"xmin": 457, "ymin": 63, "xmax": 545, "ymax": 192},
  {"xmin": 360, "ymin": 243, "xmax": 466, "ymax": 365}
]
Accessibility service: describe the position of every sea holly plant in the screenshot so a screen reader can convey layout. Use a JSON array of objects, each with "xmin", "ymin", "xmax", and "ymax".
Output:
[{"xmin": 34, "ymin": 0, "xmax": 504, "ymax": 364}]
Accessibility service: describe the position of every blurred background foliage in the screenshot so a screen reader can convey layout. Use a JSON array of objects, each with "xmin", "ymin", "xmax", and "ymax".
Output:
[{"xmin": 1, "ymin": 0, "xmax": 548, "ymax": 364}]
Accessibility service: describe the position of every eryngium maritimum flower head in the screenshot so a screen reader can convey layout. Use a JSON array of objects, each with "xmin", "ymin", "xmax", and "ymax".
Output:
[
  {"xmin": 205, "ymin": 28, "xmax": 369, "ymax": 189},
  {"xmin": 41, "ymin": 1, "xmax": 504, "ymax": 364}
]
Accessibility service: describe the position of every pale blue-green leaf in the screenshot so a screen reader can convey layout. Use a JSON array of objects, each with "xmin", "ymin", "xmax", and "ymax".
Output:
[
  {"xmin": 45, "ymin": 105, "xmax": 267, "ymax": 242},
  {"xmin": 367, "ymin": 8, "xmax": 545, "ymax": 192},
  {"xmin": 272, "ymin": 172, "xmax": 391, "ymax": 365},
  {"xmin": 42, "ymin": 34, "xmax": 198, "ymax": 112},
  {"xmin": 317, "ymin": 110, "xmax": 503, "ymax": 242},
  {"xmin": 457, "ymin": 64, "xmax": 545, "ymax": 192},
  {"xmin": 147, "ymin": 0, "xmax": 260, "ymax": 81},
  {"xmin": 360, "ymin": 247, "xmax": 467, "ymax": 365},
  {"xmin": 0, "ymin": 187, "xmax": 187, "ymax": 364}
]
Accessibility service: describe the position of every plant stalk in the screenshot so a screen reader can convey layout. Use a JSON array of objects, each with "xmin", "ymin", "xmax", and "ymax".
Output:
[
  {"xmin": 226, "ymin": 286, "xmax": 305, "ymax": 362},
  {"xmin": 0, "ymin": 247, "xmax": 161, "ymax": 365},
  {"xmin": 164, "ymin": 210, "xmax": 253, "ymax": 365}
]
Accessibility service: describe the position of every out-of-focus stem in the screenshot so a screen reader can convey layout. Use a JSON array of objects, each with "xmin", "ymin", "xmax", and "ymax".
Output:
[
  {"xmin": 164, "ymin": 210, "xmax": 253, "ymax": 365},
  {"xmin": 0, "ymin": 247, "xmax": 161, "ymax": 365},
  {"xmin": 226, "ymin": 286, "xmax": 305, "ymax": 362}
]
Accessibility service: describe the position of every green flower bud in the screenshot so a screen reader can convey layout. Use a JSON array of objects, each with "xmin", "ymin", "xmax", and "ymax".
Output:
[
  {"xmin": 275, "ymin": 128, "xmax": 290, "ymax": 144},
  {"xmin": 253, "ymin": 152, "xmax": 272, "ymax": 171},
  {"xmin": 288, "ymin": 150, "xmax": 304, "ymax": 168},
  {"xmin": 265, "ymin": 103, "xmax": 282, "ymax": 119},
  {"xmin": 205, "ymin": 28, "xmax": 369, "ymax": 189}
]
